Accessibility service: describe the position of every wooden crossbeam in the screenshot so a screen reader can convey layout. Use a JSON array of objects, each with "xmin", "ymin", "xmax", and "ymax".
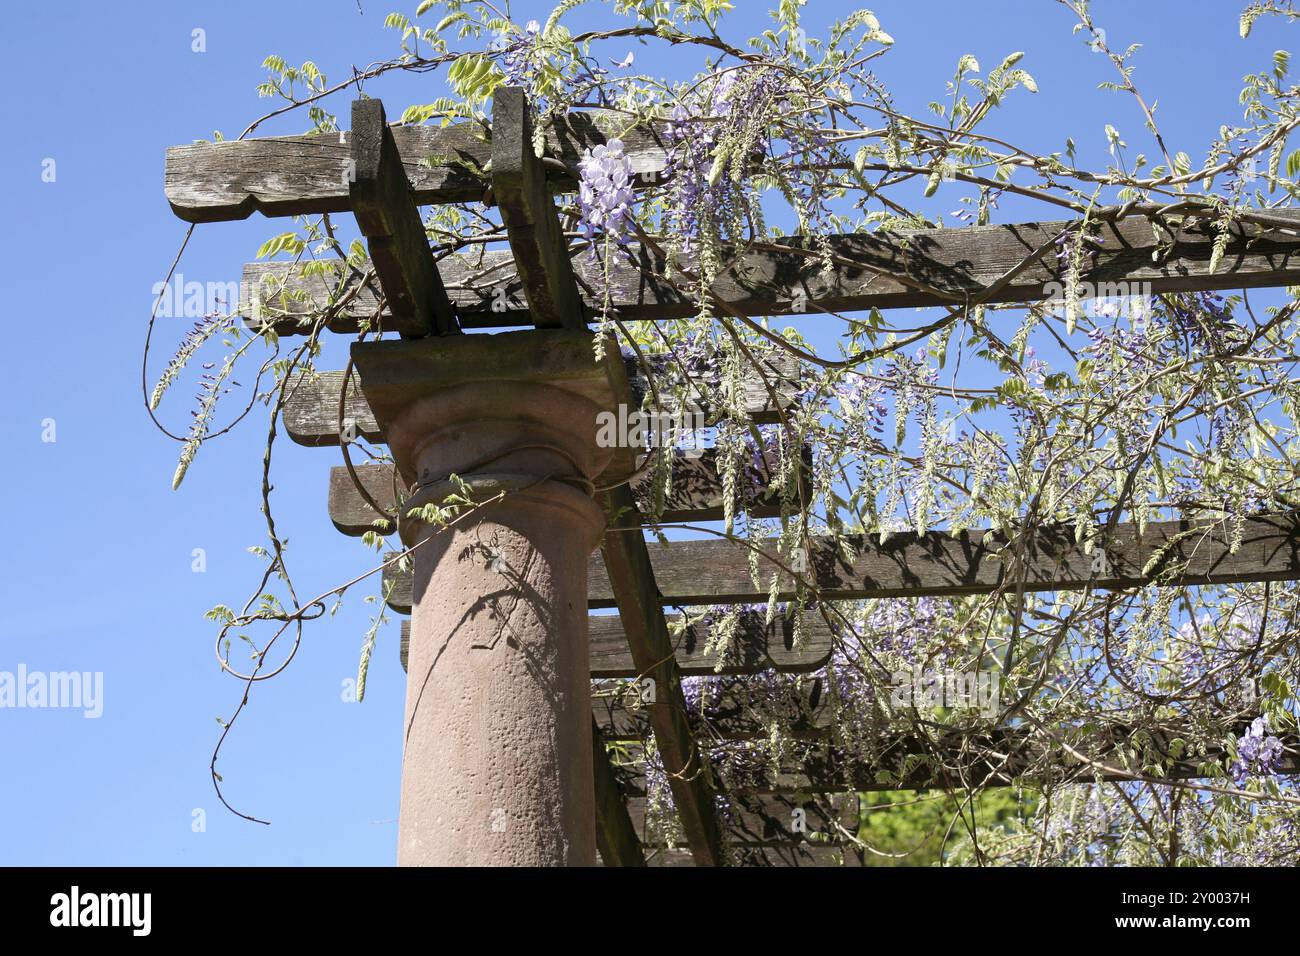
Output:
[
  {"xmin": 722, "ymin": 729, "xmax": 1300, "ymax": 794},
  {"xmin": 241, "ymin": 211, "xmax": 1300, "ymax": 332},
  {"xmin": 631, "ymin": 845, "xmax": 863, "ymax": 867},
  {"xmin": 604, "ymin": 721, "xmax": 1300, "ymax": 794},
  {"xmin": 166, "ymin": 111, "xmax": 668, "ymax": 223},
  {"xmin": 491, "ymin": 86, "xmax": 586, "ymax": 330},
  {"xmin": 348, "ymin": 99, "xmax": 458, "ymax": 337},
  {"xmin": 385, "ymin": 512, "xmax": 1300, "ymax": 612},
  {"xmin": 597, "ymin": 486, "xmax": 727, "ymax": 867},
  {"xmin": 594, "ymin": 679, "xmax": 799, "ymax": 742},
  {"xmin": 625, "ymin": 793, "xmax": 859, "ymax": 848},
  {"xmin": 398, "ymin": 613, "xmax": 833, "ymax": 676},
  {"xmin": 282, "ymin": 352, "xmax": 798, "ymax": 447},
  {"xmin": 328, "ymin": 444, "xmax": 806, "ymax": 536}
]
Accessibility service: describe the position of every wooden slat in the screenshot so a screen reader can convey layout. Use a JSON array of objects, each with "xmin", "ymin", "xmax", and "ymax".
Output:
[
  {"xmin": 594, "ymin": 673, "xmax": 828, "ymax": 741},
  {"xmin": 328, "ymin": 464, "xmax": 400, "ymax": 534},
  {"xmin": 283, "ymin": 352, "xmax": 798, "ymax": 446},
  {"xmin": 348, "ymin": 99, "xmax": 457, "ymax": 337},
  {"xmin": 398, "ymin": 612, "xmax": 833, "ymax": 675},
  {"xmin": 591, "ymin": 609, "xmax": 831, "ymax": 676},
  {"xmin": 491, "ymin": 86, "xmax": 586, "ymax": 330},
  {"xmin": 625, "ymin": 793, "xmax": 859, "ymax": 848},
  {"xmin": 386, "ymin": 512, "xmax": 1300, "ymax": 612},
  {"xmin": 598, "ymin": 485, "xmax": 726, "ymax": 867},
  {"xmin": 721, "ymin": 728, "xmax": 1300, "ymax": 794},
  {"xmin": 637, "ymin": 845, "xmax": 863, "ymax": 867},
  {"xmin": 329, "ymin": 444, "xmax": 806, "ymax": 535},
  {"xmin": 604, "ymin": 722, "xmax": 1300, "ymax": 795},
  {"xmin": 166, "ymin": 110, "xmax": 668, "ymax": 223},
  {"xmin": 592, "ymin": 718, "xmax": 645, "ymax": 866},
  {"xmin": 283, "ymin": 368, "xmax": 382, "ymax": 447},
  {"xmin": 241, "ymin": 211, "xmax": 1300, "ymax": 331}
]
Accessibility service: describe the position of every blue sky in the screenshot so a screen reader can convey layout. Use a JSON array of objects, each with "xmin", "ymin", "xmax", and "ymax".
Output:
[{"xmin": 0, "ymin": 1, "xmax": 1289, "ymax": 865}]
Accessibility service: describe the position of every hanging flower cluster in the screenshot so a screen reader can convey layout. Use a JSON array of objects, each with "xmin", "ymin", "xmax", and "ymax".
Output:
[
  {"xmin": 662, "ymin": 66, "xmax": 789, "ymax": 259},
  {"xmin": 1233, "ymin": 717, "xmax": 1285, "ymax": 785},
  {"xmin": 493, "ymin": 20, "xmax": 540, "ymax": 91},
  {"xmin": 576, "ymin": 139, "xmax": 635, "ymax": 244}
]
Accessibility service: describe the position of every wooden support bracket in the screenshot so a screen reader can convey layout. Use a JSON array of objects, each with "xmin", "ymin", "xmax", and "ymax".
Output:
[
  {"xmin": 349, "ymin": 98, "xmax": 459, "ymax": 337},
  {"xmin": 491, "ymin": 86, "xmax": 587, "ymax": 330}
]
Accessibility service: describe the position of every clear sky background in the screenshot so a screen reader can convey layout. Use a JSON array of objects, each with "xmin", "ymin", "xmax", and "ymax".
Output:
[{"xmin": 0, "ymin": 0, "xmax": 1290, "ymax": 865}]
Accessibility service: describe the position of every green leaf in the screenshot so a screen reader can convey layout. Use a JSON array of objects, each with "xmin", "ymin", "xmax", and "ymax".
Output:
[
  {"xmin": 435, "ymin": 11, "xmax": 468, "ymax": 31},
  {"xmin": 1287, "ymin": 149, "xmax": 1300, "ymax": 179},
  {"xmin": 255, "ymin": 232, "xmax": 304, "ymax": 259}
]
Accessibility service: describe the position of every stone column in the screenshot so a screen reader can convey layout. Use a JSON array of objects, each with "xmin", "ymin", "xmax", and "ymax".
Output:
[{"xmin": 384, "ymin": 379, "xmax": 612, "ymax": 866}]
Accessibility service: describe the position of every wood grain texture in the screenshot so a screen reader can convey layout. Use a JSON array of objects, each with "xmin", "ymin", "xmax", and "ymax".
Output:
[
  {"xmin": 632, "ymin": 845, "xmax": 863, "ymax": 867},
  {"xmin": 284, "ymin": 350, "xmax": 798, "ymax": 446},
  {"xmin": 329, "ymin": 443, "xmax": 806, "ymax": 536},
  {"xmin": 241, "ymin": 210, "xmax": 1300, "ymax": 332},
  {"xmin": 625, "ymin": 793, "xmax": 859, "ymax": 848},
  {"xmin": 720, "ymin": 728, "xmax": 1300, "ymax": 794},
  {"xmin": 397, "ymin": 611, "xmax": 833, "ymax": 676},
  {"xmin": 384, "ymin": 512, "xmax": 1300, "ymax": 612},
  {"xmin": 347, "ymin": 99, "xmax": 457, "ymax": 337},
  {"xmin": 282, "ymin": 368, "xmax": 380, "ymax": 447},
  {"xmin": 491, "ymin": 86, "xmax": 586, "ymax": 330},
  {"xmin": 593, "ymin": 671, "xmax": 830, "ymax": 741},
  {"xmin": 328, "ymin": 464, "xmax": 400, "ymax": 535},
  {"xmin": 167, "ymin": 109, "xmax": 668, "ymax": 223}
]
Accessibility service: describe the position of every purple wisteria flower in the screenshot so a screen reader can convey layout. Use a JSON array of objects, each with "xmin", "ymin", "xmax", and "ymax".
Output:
[
  {"xmin": 834, "ymin": 375, "xmax": 888, "ymax": 433},
  {"xmin": 1232, "ymin": 716, "xmax": 1284, "ymax": 785},
  {"xmin": 577, "ymin": 139, "xmax": 635, "ymax": 244},
  {"xmin": 1054, "ymin": 229, "xmax": 1103, "ymax": 276},
  {"xmin": 661, "ymin": 67, "xmax": 790, "ymax": 259},
  {"xmin": 494, "ymin": 20, "xmax": 541, "ymax": 89},
  {"xmin": 1023, "ymin": 345, "xmax": 1048, "ymax": 388}
]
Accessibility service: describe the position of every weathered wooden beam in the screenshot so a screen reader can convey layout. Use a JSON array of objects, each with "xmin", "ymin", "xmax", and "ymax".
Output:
[
  {"xmin": 604, "ymin": 720, "xmax": 1299, "ymax": 795},
  {"xmin": 592, "ymin": 608, "xmax": 831, "ymax": 676},
  {"xmin": 328, "ymin": 464, "xmax": 400, "ymax": 535},
  {"xmin": 625, "ymin": 793, "xmax": 859, "ymax": 848},
  {"xmin": 283, "ymin": 368, "xmax": 382, "ymax": 447},
  {"xmin": 386, "ymin": 512, "xmax": 1300, "ymax": 612},
  {"xmin": 329, "ymin": 444, "xmax": 806, "ymax": 535},
  {"xmin": 348, "ymin": 99, "xmax": 457, "ymax": 337},
  {"xmin": 491, "ymin": 86, "xmax": 586, "ymax": 330},
  {"xmin": 634, "ymin": 844, "xmax": 863, "ymax": 867},
  {"xmin": 586, "ymin": 694, "xmax": 1300, "ymax": 792},
  {"xmin": 241, "ymin": 210, "xmax": 1300, "ymax": 331},
  {"xmin": 594, "ymin": 673, "xmax": 828, "ymax": 741},
  {"xmin": 598, "ymin": 485, "xmax": 727, "ymax": 867},
  {"xmin": 724, "ymin": 728, "xmax": 1300, "ymax": 794},
  {"xmin": 283, "ymin": 352, "xmax": 798, "ymax": 446},
  {"xmin": 592, "ymin": 718, "xmax": 645, "ymax": 866},
  {"xmin": 166, "ymin": 110, "xmax": 668, "ymax": 223},
  {"xmin": 398, "ymin": 612, "xmax": 834, "ymax": 676}
]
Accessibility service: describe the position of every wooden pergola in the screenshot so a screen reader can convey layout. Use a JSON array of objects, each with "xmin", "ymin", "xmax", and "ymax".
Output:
[{"xmin": 165, "ymin": 88, "xmax": 1300, "ymax": 866}]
